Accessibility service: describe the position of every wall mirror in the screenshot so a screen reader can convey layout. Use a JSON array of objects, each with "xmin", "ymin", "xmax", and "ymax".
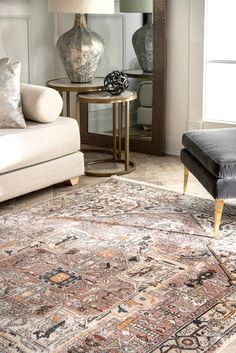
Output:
[{"xmin": 80, "ymin": 0, "xmax": 166, "ymax": 155}]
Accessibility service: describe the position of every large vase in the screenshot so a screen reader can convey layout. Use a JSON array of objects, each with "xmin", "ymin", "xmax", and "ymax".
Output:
[
  {"xmin": 57, "ymin": 14, "xmax": 104, "ymax": 83},
  {"xmin": 132, "ymin": 13, "xmax": 153, "ymax": 73}
]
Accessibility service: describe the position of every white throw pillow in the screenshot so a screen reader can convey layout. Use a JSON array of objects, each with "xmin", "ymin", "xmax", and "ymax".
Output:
[
  {"xmin": 20, "ymin": 83, "xmax": 63, "ymax": 123},
  {"xmin": 0, "ymin": 61, "xmax": 26, "ymax": 129}
]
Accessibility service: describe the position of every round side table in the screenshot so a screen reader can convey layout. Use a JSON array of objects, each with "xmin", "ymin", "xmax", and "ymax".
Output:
[
  {"xmin": 77, "ymin": 91, "xmax": 137, "ymax": 177},
  {"xmin": 123, "ymin": 69, "xmax": 153, "ymax": 80},
  {"xmin": 46, "ymin": 77, "xmax": 105, "ymax": 123}
]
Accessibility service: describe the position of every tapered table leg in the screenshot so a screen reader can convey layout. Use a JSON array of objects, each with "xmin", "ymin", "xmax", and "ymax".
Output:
[
  {"xmin": 183, "ymin": 167, "xmax": 189, "ymax": 194},
  {"xmin": 214, "ymin": 199, "xmax": 224, "ymax": 239}
]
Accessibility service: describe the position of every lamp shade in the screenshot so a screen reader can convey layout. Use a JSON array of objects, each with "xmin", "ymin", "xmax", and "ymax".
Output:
[
  {"xmin": 48, "ymin": 0, "xmax": 114, "ymax": 14},
  {"xmin": 120, "ymin": 0, "xmax": 153, "ymax": 13}
]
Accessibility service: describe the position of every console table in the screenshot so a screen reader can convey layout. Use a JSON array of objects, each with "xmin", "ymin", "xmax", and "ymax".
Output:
[{"xmin": 77, "ymin": 91, "xmax": 137, "ymax": 177}]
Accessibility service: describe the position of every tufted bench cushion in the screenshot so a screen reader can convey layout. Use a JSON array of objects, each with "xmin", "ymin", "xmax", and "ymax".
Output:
[{"xmin": 182, "ymin": 128, "xmax": 236, "ymax": 179}]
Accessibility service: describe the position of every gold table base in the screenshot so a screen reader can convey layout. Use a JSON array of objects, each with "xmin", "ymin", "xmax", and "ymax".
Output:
[
  {"xmin": 85, "ymin": 158, "xmax": 136, "ymax": 177},
  {"xmin": 77, "ymin": 91, "xmax": 137, "ymax": 177}
]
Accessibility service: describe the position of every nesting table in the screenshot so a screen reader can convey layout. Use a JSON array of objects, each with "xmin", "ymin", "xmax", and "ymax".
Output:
[
  {"xmin": 77, "ymin": 91, "xmax": 137, "ymax": 177},
  {"xmin": 46, "ymin": 77, "xmax": 105, "ymax": 123},
  {"xmin": 123, "ymin": 69, "xmax": 153, "ymax": 80}
]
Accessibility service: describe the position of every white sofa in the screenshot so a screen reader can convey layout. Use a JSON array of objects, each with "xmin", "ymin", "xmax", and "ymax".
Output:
[{"xmin": 0, "ymin": 84, "xmax": 84, "ymax": 202}]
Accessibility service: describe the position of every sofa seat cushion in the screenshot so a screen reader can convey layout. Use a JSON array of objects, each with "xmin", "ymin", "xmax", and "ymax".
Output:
[
  {"xmin": 0, "ymin": 117, "xmax": 80, "ymax": 174},
  {"xmin": 182, "ymin": 128, "xmax": 236, "ymax": 179}
]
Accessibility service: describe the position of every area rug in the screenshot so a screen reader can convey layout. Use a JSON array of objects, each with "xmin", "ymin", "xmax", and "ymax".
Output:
[{"xmin": 1, "ymin": 177, "xmax": 236, "ymax": 353}]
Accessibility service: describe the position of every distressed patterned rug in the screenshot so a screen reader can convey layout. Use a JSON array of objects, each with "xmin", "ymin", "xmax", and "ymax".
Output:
[{"xmin": 1, "ymin": 177, "xmax": 236, "ymax": 353}]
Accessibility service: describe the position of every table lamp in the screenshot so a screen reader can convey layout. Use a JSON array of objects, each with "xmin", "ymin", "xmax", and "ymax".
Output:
[
  {"xmin": 48, "ymin": 0, "xmax": 114, "ymax": 83},
  {"xmin": 120, "ymin": 0, "xmax": 153, "ymax": 73}
]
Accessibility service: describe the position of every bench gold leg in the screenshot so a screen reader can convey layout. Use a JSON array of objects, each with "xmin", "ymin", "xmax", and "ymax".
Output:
[
  {"xmin": 214, "ymin": 199, "xmax": 224, "ymax": 239},
  {"xmin": 64, "ymin": 177, "xmax": 80, "ymax": 186},
  {"xmin": 183, "ymin": 167, "xmax": 189, "ymax": 195}
]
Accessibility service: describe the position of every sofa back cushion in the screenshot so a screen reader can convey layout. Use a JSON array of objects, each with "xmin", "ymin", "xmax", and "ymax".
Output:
[
  {"xmin": 138, "ymin": 81, "xmax": 153, "ymax": 107},
  {"xmin": 0, "ymin": 61, "xmax": 26, "ymax": 129},
  {"xmin": 20, "ymin": 83, "xmax": 63, "ymax": 123}
]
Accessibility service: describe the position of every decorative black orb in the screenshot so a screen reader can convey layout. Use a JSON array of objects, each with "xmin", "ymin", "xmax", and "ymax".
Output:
[{"xmin": 104, "ymin": 71, "xmax": 129, "ymax": 96}]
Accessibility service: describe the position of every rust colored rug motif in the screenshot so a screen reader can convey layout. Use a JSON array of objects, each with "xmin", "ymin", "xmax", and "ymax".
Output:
[{"xmin": 1, "ymin": 178, "xmax": 236, "ymax": 353}]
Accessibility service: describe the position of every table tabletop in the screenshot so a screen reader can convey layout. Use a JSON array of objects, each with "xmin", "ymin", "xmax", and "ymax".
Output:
[
  {"xmin": 46, "ymin": 77, "xmax": 105, "ymax": 92},
  {"xmin": 77, "ymin": 91, "xmax": 137, "ymax": 104},
  {"xmin": 123, "ymin": 69, "xmax": 153, "ymax": 79}
]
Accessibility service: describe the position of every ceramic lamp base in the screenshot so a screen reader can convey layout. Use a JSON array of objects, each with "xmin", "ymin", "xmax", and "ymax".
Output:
[
  {"xmin": 57, "ymin": 14, "xmax": 104, "ymax": 83},
  {"xmin": 132, "ymin": 13, "xmax": 153, "ymax": 73}
]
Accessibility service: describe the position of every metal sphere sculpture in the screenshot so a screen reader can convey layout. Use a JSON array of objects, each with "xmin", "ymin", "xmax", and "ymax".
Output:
[{"xmin": 104, "ymin": 71, "xmax": 129, "ymax": 96}]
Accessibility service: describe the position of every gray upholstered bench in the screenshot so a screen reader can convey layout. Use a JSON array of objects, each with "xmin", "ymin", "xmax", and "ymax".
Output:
[{"xmin": 181, "ymin": 128, "xmax": 236, "ymax": 239}]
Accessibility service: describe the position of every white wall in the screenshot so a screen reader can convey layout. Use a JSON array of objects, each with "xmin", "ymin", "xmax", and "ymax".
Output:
[
  {"xmin": 0, "ymin": 0, "xmax": 61, "ymax": 84},
  {"xmin": 165, "ymin": 0, "xmax": 205, "ymax": 155},
  {"xmin": 0, "ymin": 0, "xmax": 205, "ymax": 156},
  {"xmin": 0, "ymin": 0, "xmax": 141, "ymax": 120}
]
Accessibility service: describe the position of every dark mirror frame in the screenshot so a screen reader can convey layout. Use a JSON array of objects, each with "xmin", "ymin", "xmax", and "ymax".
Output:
[{"xmin": 80, "ymin": 0, "xmax": 166, "ymax": 155}]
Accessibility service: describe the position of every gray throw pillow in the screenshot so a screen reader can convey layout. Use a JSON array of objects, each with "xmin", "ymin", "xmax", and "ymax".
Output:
[{"xmin": 0, "ymin": 61, "xmax": 26, "ymax": 128}]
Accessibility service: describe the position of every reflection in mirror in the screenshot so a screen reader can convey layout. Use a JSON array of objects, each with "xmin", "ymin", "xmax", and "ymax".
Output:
[
  {"xmin": 120, "ymin": 0, "xmax": 153, "ymax": 72},
  {"xmin": 87, "ymin": 1, "xmax": 153, "ymax": 144},
  {"xmin": 121, "ymin": 68, "xmax": 153, "ymax": 142},
  {"xmin": 81, "ymin": 0, "xmax": 165, "ymax": 156}
]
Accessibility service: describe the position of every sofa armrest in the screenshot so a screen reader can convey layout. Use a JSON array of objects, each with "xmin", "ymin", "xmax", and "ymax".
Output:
[{"xmin": 20, "ymin": 83, "xmax": 63, "ymax": 123}]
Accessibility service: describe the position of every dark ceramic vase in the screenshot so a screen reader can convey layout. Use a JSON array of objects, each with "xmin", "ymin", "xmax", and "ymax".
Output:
[{"xmin": 132, "ymin": 13, "xmax": 153, "ymax": 73}]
